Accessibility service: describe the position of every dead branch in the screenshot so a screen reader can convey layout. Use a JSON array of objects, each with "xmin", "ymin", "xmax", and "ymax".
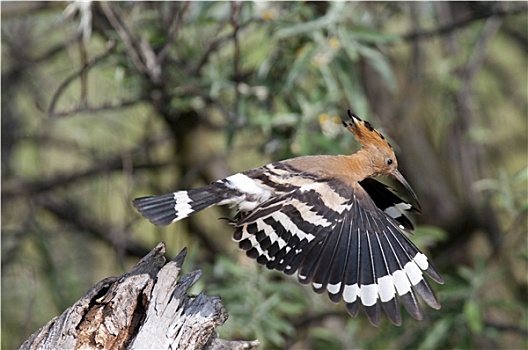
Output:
[{"xmin": 20, "ymin": 242, "xmax": 260, "ymax": 350}]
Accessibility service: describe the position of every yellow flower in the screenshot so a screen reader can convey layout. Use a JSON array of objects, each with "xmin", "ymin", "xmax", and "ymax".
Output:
[
  {"xmin": 318, "ymin": 113, "xmax": 330, "ymax": 124},
  {"xmin": 261, "ymin": 8, "xmax": 279, "ymax": 21},
  {"xmin": 329, "ymin": 37, "xmax": 341, "ymax": 50}
]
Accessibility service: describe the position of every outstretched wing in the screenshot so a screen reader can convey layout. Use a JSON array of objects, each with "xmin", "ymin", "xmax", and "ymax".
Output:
[
  {"xmin": 233, "ymin": 178, "xmax": 443, "ymax": 326},
  {"xmin": 359, "ymin": 178, "xmax": 420, "ymax": 231}
]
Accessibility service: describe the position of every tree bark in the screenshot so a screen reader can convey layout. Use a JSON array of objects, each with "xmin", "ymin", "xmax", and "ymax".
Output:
[{"xmin": 20, "ymin": 242, "xmax": 260, "ymax": 350}]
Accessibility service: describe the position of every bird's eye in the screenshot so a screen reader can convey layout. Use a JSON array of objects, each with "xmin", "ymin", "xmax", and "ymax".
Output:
[{"xmin": 387, "ymin": 159, "xmax": 393, "ymax": 166}]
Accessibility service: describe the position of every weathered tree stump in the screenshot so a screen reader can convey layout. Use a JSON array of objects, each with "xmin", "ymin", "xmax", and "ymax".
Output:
[{"xmin": 20, "ymin": 242, "xmax": 260, "ymax": 350}]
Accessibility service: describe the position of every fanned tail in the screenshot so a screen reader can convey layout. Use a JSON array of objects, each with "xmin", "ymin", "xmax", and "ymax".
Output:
[
  {"xmin": 133, "ymin": 185, "xmax": 222, "ymax": 226},
  {"xmin": 133, "ymin": 171, "xmax": 275, "ymax": 226}
]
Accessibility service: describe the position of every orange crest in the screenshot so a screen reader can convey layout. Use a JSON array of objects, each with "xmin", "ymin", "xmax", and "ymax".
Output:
[{"xmin": 342, "ymin": 110, "xmax": 393, "ymax": 153}]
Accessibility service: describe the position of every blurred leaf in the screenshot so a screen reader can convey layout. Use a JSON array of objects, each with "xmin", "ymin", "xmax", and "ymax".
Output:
[
  {"xmin": 347, "ymin": 29, "xmax": 401, "ymax": 44},
  {"xmin": 284, "ymin": 43, "xmax": 316, "ymax": 91},
  {"xmin": 356, "ymin": 44, "xmax": 397, "ymax": 92},
  {"xmin": 274, "ymin": 2, "xmax": 346, "ymax": 39},
  {"xmin": 418, "ymin": 317, "xmax": 454, "ymax": 350},
  {"xmin": 334, "ymin": 61, "xmax": 369, "ymax": 118},
  {"xmin": 411, "ymin": 225, "xmax": 448, "ymax": 248},
  {"xmin": 207, "ymin": 256, "xmax": 307, "ymax": 347},
  {"xmin": 310, "ymin": 327, "xmax": 344, "ymax": 349},
  {"xmin": 463, "ymin": 300, "xmax": 484, "ymax": 334}
]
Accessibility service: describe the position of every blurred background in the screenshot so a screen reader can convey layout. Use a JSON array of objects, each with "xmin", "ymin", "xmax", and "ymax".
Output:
[{"xmin": 2, "ymin": 2, "xmax": 527, "ymax": 349}]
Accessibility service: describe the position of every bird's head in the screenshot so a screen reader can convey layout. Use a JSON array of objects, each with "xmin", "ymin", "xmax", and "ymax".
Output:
[{"xmin": 343, "ymin": 110, "xmax": 421, "ymax": 210}]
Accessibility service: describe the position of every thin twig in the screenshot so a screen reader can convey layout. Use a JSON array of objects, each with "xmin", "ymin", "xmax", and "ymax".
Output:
[
  {"xmin": 229, "ymin": 1, "xmax": 243, "ymax": 144},
  {"xmin": 78, "ymin": 35, "xmax": 89, "ymax": 107},
  {"xmin": 156, "ymin": 2, "xmax": 190, "ymax": 66},
  {"xmin": 37, "ymin": 196, "xmax": 151, "ymax": 258},
  {"xmin": 193, "ymin": 30, "xmax": 230, "ymax": 75},
  {"xmin": 47, "ymin": 40, "xmax": 116, "ymax": 117},
  {"xmin": 98, "ymin": 2, "xmax": 148, "ymax": 76},
  {"xmin": 47, "ymin": 97, "xmax": 144, "ymax": 118},
  {"xmin": 485, "ymin": 321, "xmax": 528, "ymax": 337},
  {"xmin": 193, "ymin": 17, "xmax": 259, "ymax": 75},
  {"xmin": 34, "ymin": 31, "xmax": 82, "ymax": 63},
  {"xmin": 2, "ymin": 132, "xmax": 173, "ymax": 199},
  {"xmin": 466, "ymin": 16, "xmax": 503, "ymax": 84},
  {"xmin": 402, "ymin": 4, "xmax": 527, "ymax": 41}
]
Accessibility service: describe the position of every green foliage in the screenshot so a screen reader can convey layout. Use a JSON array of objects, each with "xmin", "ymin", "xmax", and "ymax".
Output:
[
  {"xmin": 412, "ymin": 225, "xmax": 449, "ymax": 248},
  {"xmin": 204, "ymin": 256, "xmax": 307, "ymax": 348},
  {"xmin": 475, "ymin": 167, "xmax": 528, "ymax": 218},
  {"xmin": 408, "ymin": 258, "xmax": 528, "ymax": 349},
  {"xmin": 2, "ymin": 2, "xmax": 527, "ymax": 349}
]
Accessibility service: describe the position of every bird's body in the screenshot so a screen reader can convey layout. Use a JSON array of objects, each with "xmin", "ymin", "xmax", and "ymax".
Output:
[{"xmin": 133, "ymin": 111, "xmax": 443, "ymax": 326}]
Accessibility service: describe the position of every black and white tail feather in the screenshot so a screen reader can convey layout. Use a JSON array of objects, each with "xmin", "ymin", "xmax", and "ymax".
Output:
[{"xmin": 133, "ymin": 161, "xmax": 443, "ymax": 326}]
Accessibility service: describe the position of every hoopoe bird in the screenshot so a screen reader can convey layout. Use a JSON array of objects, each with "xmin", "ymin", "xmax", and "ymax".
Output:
[{"xmin": 133, "ymin": 110, "xmax": 443, "ymax": 326}]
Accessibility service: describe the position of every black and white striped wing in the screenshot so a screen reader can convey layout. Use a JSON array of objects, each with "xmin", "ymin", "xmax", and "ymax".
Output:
[
  {"xmin": 359, "ymin": 178, "xmax": 420, "ymax": 231},
  {"xmin": 233, "ymin": 179, "xmax": 443, "ymax": 326}
]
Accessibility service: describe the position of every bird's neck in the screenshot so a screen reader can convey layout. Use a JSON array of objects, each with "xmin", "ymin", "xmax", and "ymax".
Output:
[{"xmin": 284, "ymin": 150, "xmax": 375, "ymax": 185}]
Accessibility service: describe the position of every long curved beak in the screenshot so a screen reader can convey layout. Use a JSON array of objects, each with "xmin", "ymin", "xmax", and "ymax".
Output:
[{"xmin": 390, "ymin": 169, "xmax": 422, "ymax": 213}]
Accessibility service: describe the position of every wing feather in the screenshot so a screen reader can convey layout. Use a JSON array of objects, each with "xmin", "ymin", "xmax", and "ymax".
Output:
[
  {"xmin": 359, "ymin": 178, "xmax": 419, "ymax": 230},
  {"xmin": 309, "ymin": 220, "xmax": 345, "ymax": 294},
  {"xmin": 326, "ymin": 218, "xmax": 352, "ymax": 303},
  {"xmin": 368, "ymin": 210, "xmax": 402, "ymax": 325},
  {"xmin": 232, "ymin": 177, "xmax": 441, "ymax": 326}
]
